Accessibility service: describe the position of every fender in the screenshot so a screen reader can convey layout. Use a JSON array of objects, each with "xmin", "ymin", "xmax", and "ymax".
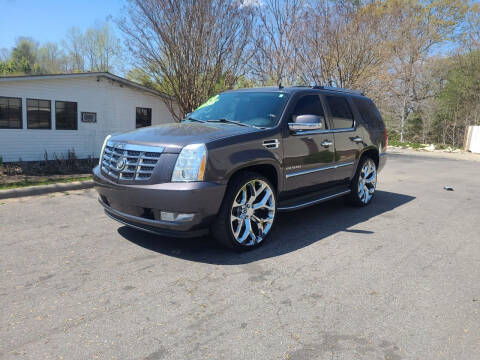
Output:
[
  {"xmin": 356, "ymin": 145, "xmax": 380, "ymax": 169},
  {"xmin": 226, "ymin": 155, "xmax": 284, "ymax": 193},
  {"xmin": 206, "ymin": 144, "xmax": 284, "ymax": 192}
]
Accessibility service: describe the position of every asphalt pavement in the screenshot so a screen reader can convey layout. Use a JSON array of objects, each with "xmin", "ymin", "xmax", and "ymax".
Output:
[{"xmin": 1, "ymin": 151, "xmax": 479, "ymax": 359}]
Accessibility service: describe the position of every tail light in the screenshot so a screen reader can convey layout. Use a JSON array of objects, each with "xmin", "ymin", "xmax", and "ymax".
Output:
[{"xmin": 384, "ymin": 127, "xmax": 388, "ymax": 151}]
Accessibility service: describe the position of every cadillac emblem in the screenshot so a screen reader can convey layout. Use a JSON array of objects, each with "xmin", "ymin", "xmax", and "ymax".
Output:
[{"xmin": 116, "ymin": 157, "xmax": 127, "ymax": 171}]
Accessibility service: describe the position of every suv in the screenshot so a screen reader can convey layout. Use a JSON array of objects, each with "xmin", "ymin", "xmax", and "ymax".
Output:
[{"xmin": 93, "ymin": 86, "xmax": 387, "ymax": 250}]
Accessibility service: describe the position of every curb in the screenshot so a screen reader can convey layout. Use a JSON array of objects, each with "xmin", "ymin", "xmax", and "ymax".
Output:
[{"xmin": 0, "ymin": 180, "xmax": 94, "ymax": 200}]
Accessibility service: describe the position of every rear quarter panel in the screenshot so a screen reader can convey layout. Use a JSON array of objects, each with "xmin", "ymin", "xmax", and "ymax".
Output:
[{"xmin": 350, "ymin": 95, "xmax": 387, "ymax": 161}]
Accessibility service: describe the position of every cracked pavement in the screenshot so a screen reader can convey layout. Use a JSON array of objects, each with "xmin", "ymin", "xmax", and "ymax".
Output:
[{"xmin": 1, "ymin": 151, "xmax": 479, "ymax": 359}]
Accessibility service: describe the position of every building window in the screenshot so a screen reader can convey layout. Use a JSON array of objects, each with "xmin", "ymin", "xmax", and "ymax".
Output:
[
  {"xmin": 56, "ymin": 101, "xmax": 78, "ymax": 130},
  {"xmin": 0, "ymin": 97, "xmax": 22, "ymax": 129},
  {"xmin": 27, "ymin": 99, "xmax": 51, "ymax": 129},
  {"xmin": 136, "ymin": 107, "xmax": 152, "ymax": 128}
]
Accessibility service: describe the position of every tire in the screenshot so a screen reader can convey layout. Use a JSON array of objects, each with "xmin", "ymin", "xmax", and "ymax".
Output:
[
  {"xmin": 211, "ymin": 171, "xmax": 277, "ymax": 250},
  {"xmin": 347, "ymin": 156, "xmax": 377, "ymax": 206}
]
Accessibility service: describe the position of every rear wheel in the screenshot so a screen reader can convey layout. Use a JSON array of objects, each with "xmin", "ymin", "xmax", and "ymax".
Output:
[
  {"xmin": 347, "ymin": 157, "xmax": 377, "ymax": 206},
  {"xmin": 211, "ymin": 172, "xmax": 277, "ymax": 250}
]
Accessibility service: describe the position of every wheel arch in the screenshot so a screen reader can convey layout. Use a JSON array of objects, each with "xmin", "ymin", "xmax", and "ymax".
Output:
[
  {"xmin": 358, "ymin": 146, "xmax": 379, "ymax": 168},
  {"xmin": 226, "ymin": 162, "xmax": 281, "ymax": 194}
]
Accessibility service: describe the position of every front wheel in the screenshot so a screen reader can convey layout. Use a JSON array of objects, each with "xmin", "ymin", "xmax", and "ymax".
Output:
[
  {"xmin": 211, "ymin": 172, "xmax": 277, "ymax": 250},
  {"xmin": 347, "ymin": 157, "xmax": 377, "ymax": 206}
]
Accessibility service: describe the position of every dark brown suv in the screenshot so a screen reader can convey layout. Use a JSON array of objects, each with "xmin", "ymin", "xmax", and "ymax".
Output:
[{"xmin": 93, "ymin": 86, "xmax": 387, "ymax": 250}]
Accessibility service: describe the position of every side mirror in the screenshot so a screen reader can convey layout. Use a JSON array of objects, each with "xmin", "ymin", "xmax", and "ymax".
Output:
[{"xmin": 289, "ymin": 114, "xmax": 325, "ymax": 132}]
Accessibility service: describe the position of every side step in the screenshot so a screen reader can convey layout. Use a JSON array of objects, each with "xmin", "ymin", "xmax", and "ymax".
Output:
[{"xmin": 277, "ymin": 189, "xmax": 351, "ymax": 212}]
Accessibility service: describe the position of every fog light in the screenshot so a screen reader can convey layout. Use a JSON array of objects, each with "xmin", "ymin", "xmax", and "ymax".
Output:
[{"xmin": 160, "ymin": 211, "xmax": 194, "ymax": 222}]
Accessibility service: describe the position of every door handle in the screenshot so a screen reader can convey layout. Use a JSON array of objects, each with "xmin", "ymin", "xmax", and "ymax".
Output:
[
  {"xmin": 352, "ymin": 136, "xmax": 363, "ymax": 143},
  {"xmin": 321, "ymin": 140, "xmax": 333, "ymax": 148}
]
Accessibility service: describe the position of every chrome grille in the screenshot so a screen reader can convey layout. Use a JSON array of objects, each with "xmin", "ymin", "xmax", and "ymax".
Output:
[{"xmin": 101, "ymin": 141, "xmax": 164, "ymax": 181}]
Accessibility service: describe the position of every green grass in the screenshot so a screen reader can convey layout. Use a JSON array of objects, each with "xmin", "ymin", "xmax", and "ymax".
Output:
[{"xmin": 0, "ymin": 176, "xmax": 92, "ymax": 190}]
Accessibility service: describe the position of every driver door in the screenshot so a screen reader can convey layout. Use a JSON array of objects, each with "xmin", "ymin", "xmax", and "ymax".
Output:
[{"xmin": 283, "ymin": 94, "xmax": 336, "ymax": 194}]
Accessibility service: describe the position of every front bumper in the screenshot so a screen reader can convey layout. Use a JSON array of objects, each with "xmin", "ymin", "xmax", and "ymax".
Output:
[{"xmin": 93, "ymin": 166, "xmax": 227, "ymax": 237}]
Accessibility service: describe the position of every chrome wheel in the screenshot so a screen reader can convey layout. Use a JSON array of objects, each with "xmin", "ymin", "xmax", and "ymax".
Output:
[
  {"xmin": 358, "ymin": 159, "xmax": 377, "ymax": 204},
  {"xmin": 230, "ymin": 179, "xmax": 275, "ymax": 246}
]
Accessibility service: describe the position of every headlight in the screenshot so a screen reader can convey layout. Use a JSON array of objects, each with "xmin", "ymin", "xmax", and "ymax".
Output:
[
  {"xmin": 171, "ymin": 143, "xmax": 207, "ymax": 182},
  {"xmin": 99, "ymin": 135, "xmax": 111, "ymax": 166}
]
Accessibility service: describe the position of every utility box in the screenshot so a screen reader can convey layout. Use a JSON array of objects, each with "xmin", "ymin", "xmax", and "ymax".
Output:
[{"xmin": 465, "ymin": 126, "xmax": 480, "ymax": 154}]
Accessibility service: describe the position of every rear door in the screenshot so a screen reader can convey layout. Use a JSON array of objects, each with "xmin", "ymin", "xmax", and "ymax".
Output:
[
  {"xmin": 283, "ymin": 94, "xmax": 336, "ymax": 194},
  {"xmin": 323, "ymin": 94, "xmax": 362, "ymax": 183}
]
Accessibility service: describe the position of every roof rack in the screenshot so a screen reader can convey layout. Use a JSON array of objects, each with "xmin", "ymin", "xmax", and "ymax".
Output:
[{"xmin": 312, "ymin": 85, "xmax": 363, "ymax": 95}]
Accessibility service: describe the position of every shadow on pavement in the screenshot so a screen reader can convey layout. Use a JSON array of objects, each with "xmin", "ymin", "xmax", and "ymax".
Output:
[{"xmin": 117, "ymin": 190, "xmax": 415, "ymax": 265}]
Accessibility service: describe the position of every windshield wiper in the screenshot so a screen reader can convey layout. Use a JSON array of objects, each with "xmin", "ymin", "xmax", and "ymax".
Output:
[
  {"xmin": 206, "ymin": 118, "xmax": 255, "ymax": 128},
  {"xmin": 185, "ymin": 117, "xmax": 205, "ymax": 123}
]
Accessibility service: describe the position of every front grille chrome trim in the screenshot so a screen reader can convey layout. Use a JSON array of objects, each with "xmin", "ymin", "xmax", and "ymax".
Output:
[{"xmin": 101, "ymin": 141, "xmax": 164, "ymax": 181}]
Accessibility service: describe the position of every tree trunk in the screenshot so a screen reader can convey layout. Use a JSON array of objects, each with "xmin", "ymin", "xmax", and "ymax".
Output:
[{"xmin": 400, "ymin": 95, "xmax": 408, "ymax": 143}]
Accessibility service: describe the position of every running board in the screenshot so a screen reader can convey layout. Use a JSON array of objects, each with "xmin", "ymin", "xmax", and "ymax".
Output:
[{"xmin": 277, "ymin": 190, "xmax": 351, "ymax": 212}]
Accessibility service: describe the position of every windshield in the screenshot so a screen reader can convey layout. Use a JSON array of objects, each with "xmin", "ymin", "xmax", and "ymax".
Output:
[{"xmin": 187, "ymin": 91, "xmax": 290, "ymax": 128}]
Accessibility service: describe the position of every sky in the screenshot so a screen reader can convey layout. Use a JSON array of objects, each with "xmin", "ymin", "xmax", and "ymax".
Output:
[
  {"xmin": 0, "ymin": 0, "xmax": 126, "ymax": 50},
  {"xmin": 0, "ymin": 0, "xmax": 476, "ymax": 57}
]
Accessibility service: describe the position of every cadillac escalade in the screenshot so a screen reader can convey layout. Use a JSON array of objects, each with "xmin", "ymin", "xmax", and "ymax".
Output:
[{"xmin": 93, "ymin": 86, "xmax": 387, "ymax": 250}]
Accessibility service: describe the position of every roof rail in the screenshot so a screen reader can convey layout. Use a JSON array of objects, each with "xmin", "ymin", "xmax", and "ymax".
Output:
[{"xmin": 312, "ymin": 85, "xmax": 363, "ymax": 95}]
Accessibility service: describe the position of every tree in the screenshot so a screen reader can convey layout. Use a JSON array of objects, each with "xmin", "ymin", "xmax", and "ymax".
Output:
[
  {"xmin": 463, "ymin": 2, "xmax": 480, "ymax": 50},
  {"xmin": 119, "ymin": 0, "xmax": 255, "ymax": 119},
  {"xmin": 382, "ymin": 0, "xmax": 467, "ymax": 142},
  {"xmin": 296, "ymin": 1, "xmax": 390, "ymax": 89},
  {"xmin": 250, "ymin": 0, "xmax": 304, "ymax": 85},
  {"xmin": 63, "ymin": 27, "xmax": 86, "ymax": 72},
  {"xmin": 62, "ymin": 22, "xmax": 121, "ymax": 73},
  {"xmin": 38, "ymin": 42, "xmax": 67, "ymax": 74},
  {"xmin": 126, "ymin": 68, "xmax": 160, "ymax": 90},
  {"xmin": 434, "ymin": 50, "xmax": 480, "ymax": 147},
  {"xmin": 84, "ymin": 22, "xmax": 122, "ymax": 72},
  {"xmin": 0, "ymin": 48, "xmax": 9, "ymax": 62},
  {"xmin": 0, "ymin": 22, "xmax": 122, "ymax": 76},
  {"xmin": 11, "ymin": 37, "xmax": 38, "ymax": 67}
]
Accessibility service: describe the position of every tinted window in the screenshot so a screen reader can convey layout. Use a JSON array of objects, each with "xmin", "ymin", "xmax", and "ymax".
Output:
[
  {"xmin": 0, "ymin": 97, "xmax": 22, "ymax": 129},
  {"xmin": 27, "ymin": 99, "xmax": 51, "ymax": 129},
  {"xmin": 189, "ymin": 92, "xmax": 290, "ymax": 128},
  {"xmin": 136, "ymin": 107, "xmax": 152, "ymax": 128},
  {"xmin": 353, "ymin": 97, "xmax": 384, "ymax": 130},
  {"xmin": 291, "ymin": 95, "xmax": 325, "ymax": 125},
  {"xmin": 56, "ymin": 101, "xmax": 77, "ymax": 130},
  {"xmin": 326, "ymin": 95, "xmax": 354, "ymax": 129}
]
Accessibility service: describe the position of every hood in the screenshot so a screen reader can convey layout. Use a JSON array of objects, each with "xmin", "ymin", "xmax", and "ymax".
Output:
[{"xmin": 109, "ymin": 122, "xmax": 258, "ymax": 153}]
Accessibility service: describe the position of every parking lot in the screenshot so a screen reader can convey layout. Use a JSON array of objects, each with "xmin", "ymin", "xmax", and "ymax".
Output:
[{"xmin": 1, "ymin": 151, "xmax": 479, "ymax": 360}]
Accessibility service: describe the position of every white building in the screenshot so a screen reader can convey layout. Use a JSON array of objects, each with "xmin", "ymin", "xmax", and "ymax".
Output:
[
  {"xmin": 465, "ymin": 126, "xmax": 480, "ymax": 154},
  {"xmin": 0, "ymin": 72, "xmax": 175, "ymax": 162}
]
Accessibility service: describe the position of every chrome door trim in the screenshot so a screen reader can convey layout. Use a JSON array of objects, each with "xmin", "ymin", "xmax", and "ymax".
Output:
[
  {"xmin": 278, "ymin": 190, "xmax": 351, "ymax": 211},
  {"xmin": 286, "ymin": 161, "xmax": 354, "ymax": 178},
  {"xmin": 290, "ymin": 123, "xmax": 356, "ymax": 136}
]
